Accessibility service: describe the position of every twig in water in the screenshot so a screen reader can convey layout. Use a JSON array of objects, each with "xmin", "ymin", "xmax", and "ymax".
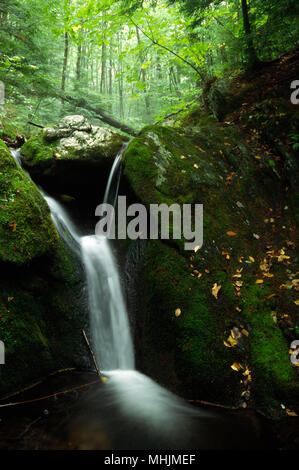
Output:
[{"xmin": 82, "ymin": 329, "xmax": 102, "ymax": 378}]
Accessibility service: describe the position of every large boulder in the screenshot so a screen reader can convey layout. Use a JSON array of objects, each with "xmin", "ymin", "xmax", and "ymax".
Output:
[
  {"xmin": 21, "ymin": 116, "xmax": 128, "ymax": 198},
  {"xmin": 123, "ymin": 119, "xmax": 298, "ymax": 416},
  {"xmin": 0, "ymin": 138, "xmax": 89, "ymax": 397},
  {"xmin": 0, "ymin": 139, "xmax": 58, "ymax": 264},
  {"xmin": 0, "ymin": 238, "xmax": 89, "ymax": 397}
]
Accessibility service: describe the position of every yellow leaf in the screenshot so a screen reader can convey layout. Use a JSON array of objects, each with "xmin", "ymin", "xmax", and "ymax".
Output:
[
  {"xmin": 227, "ymin": 335, "xmax": 237, "ymax": 347},
  {"xmin": 249, "ymin": 256, "xmax": 255, "ymax": 262},
  {"xmin": 231, "ymin": 362, "xmax": 243, "ymax": 372},
  {"xmin": 194, "ymin": 245, "xmax": 200, "ymax": 253},
  {"xmin": 193, "ymin": 164, "xmax": 199, "ymax": 169},
  {"xmin": 226, "ymin": 231, "xmax": 237, "ymax": 237},
  {"xmin": 256, "ymin": 279, "xmax": 264, "ymax": 284},
  {"xmin": 286, "ymin": 409, "xmax": 298, "ymax": 417},
  {"xmin": 211, "ymin": 283, "xmax": 222, "ymax": 299},
  {"xmin": 9, "ymin": 221, "xmax": 17, "ymax": 232},
  {"xmin": 175, "ymin": 308, "xmax": 182, "ymax": 317},
  {"xmin": 294, "ymin": 300, "xmax": 299, "ymax": 306}
]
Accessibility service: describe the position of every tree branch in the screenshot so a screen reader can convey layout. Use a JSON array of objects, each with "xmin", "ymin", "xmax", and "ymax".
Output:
[{"xmin": 128, "ymin": 16, "xmax": 205, "ymax": 81}]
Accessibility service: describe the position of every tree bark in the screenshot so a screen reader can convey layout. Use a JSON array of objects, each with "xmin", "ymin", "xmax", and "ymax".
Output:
[
  {"xmin": 241, "ymin": 0, "xmax": 261, "ymax": 69},
  {"xmin": 136, "ymin": 27, "xmax": 150, "ymax": 116},
  {"xmin": 61, "ymin": 31, "xmax": 69, "ymax": 106}
]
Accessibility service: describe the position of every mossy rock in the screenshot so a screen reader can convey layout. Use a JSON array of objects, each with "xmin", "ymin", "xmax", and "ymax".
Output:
[
  {"xmin": 0, "ymin": 238, "xmax": 88, "ymax": 397},
  {"xmin": 0, "ymin": 139, "xmax": 58, "ymax": 264},
  {"xmin": 21, "ymin": 116, "xmax": 128, "ymax": 197},
  {"xmin": 124, "ymin": 122, "xmax": 298, "ymax": 414}
]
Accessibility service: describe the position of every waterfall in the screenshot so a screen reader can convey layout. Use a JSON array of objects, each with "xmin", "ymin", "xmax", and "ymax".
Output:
[
  {"xmin": 10, "ymin": 146, "xmax": 134, "ymax": 371},
  {"xmin": 9, "ymin": 147, "xmax": 262, "ymax": 450}
]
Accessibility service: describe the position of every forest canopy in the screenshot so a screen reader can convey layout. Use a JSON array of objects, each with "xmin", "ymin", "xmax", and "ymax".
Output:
[{"xmin": 0, "ymin": 0, "xmax": 298, "ymax": 133}]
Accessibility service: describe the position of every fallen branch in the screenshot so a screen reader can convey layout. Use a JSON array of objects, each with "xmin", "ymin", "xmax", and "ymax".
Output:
[
  {"xmin": 0, "ymin": 379, "xmax": 101, "ymax": 409},
  {"xmin": 10, "ymin": 416, "xmax": 42, "ymax": 441},
  {"xmin": 82, "ymin": 329, "xmax": 102, "ymax": 378},
  {"xmin": 27, "ymin": 121, "xmax": 44, "ymax": 129},
  {"xmin": 62, "ymin": 94, "xmax": 138, "ymax": 136},
  {"xmin": 188, "ymin": 399, "xmax": 238, "ymax": 410},
  {"xmin": 0, "ymin": 368, "xmax": 77, "ymax": 402}
]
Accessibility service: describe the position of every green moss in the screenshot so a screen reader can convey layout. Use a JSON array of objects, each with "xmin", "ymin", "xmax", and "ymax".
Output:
[
  {"xmin": 21, "ymin": 133, "xmax": 57, "ymax": 168},
  {"xmin": 0, "ymin": 285, "xmax": 54, "ymax": 392},
  {"xmin": 241, "ymin": 283, "xmax": 297, "ymax": 413},
  {"xmin": 0, "ymin": 118, "xmax": 23, "ymax": 142},
  {"xmin": 0, "ymin": 139, "xmax": 58, "ymax": 264},
  {"xmin": 141, "ymin": 240, "xmax": 239, "ymax": 402}
]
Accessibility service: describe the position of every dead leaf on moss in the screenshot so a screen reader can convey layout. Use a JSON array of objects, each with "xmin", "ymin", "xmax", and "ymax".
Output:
[
  {"xmin": 175, "ymin": 308, "xmax": 182, "ymax": 317},
  {"xmin": 211, "ymin": 283, "xmax": 221, "ymax": 299}
]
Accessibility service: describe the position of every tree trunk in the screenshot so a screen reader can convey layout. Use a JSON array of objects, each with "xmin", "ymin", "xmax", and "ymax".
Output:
[
  {"xmin": 240, "ymin": 0, "xmax": 261, "ymax": 69},
  {"xmin": 136, "ymin": 27, "xmax": 150, "ymax": 117},
  {"xmin": 76, "ymin": 43, "xmax": 82, "ymax": 86},
  {"xmin": 61, "ymin": 32, "xmax": 69, "ymax": 99}
]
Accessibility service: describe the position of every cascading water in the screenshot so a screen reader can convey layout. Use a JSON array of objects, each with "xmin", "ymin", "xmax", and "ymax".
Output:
[
  {"xmin": 9, "ymin": 147, "xmax": 264, "ymax": 450},
  {"xmin": 81, "ymin": 144, "xmax": 134, "ymax": 370}
]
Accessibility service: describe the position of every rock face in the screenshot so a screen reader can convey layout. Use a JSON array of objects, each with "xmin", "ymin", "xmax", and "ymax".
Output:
[
  {"xmin": 0, "ymin": 140, "xmax": 58, "ymax": 264},
  {"xmin": 123, "ymin": 110, "xmax": 298, "ymax": 415},
  {"xmin": 21, "ymin": 116, "xmax": 128, "ymax": 197},
  {"xmin": 0, "ymin": 139, "xmax": 89, "ymax": 397}
]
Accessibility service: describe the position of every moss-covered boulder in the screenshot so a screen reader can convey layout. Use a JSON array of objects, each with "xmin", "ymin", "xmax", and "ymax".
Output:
[
  {"xmin": 123, "ymin": 121, "xmax": 298, "ymax": 415},
  {"xmin": 0, "ymin": 139, "xmax": 58, "ymax": 264},
  {"xmin": 21, "ymin": 115, "xmax": 129, "ymax": 197},
  {"xmin": 0, "ymin": 238, "xmax": 89, "ymax": 397},
  {"xmin": 0, "ymin": 139, "xmax": 89, "ymax": 396}
]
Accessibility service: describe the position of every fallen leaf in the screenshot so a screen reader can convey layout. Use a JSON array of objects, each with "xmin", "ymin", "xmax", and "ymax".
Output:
[
  {"xmin": 286, "ymin": 409, "xmax": 298, "ymax": 417},
  {"xmin": 212, "ymin": 283, "xmax": 222, "ymax": 299},
  {"xmin": 256, "ymin": 279, "xmax": 264, "ymax": 284},
  {"xmin": 175, "ymin": 308, "xmax": 182, "ymax": 317},
  {"xmin": 194, "ymin": 246, "xmax": 200, "ymax": 253},
  {"xmin": 231, "ymin": 362, "xmax": 243, "ymax": 372},
  {"xmin": 9, "ymin": 221, "xmax": 17, "ymax": 232},
  {"xmin": 226, "ymin": 231, "xmax": 237, "ymax": 237}
]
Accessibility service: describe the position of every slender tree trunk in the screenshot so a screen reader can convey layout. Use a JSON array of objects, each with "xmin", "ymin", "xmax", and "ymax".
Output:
[
  {"xmin": 117, "ymin": 33, "xmax": 124, "ymax": 119},
  {"xmin": 75, "ymin": 43, "xmax": 82, "ymax": 89},
  {"xmin": 61, "ymin": 32, "xmax": 69, "ymax": 92},
  {"xmin": 61, "ymin": 32, "xmax": 69, "ymax": 109},
  {"xmin": 100, "ymin": 41, "xmax": 106, "ymax": 94},
  {"xmin": 135, "ymin": 27, "xmax": 150, "ymax": 117},
  {"xmin": 241, "ymin": 0, "xmax": 260, "ymax": 68}
]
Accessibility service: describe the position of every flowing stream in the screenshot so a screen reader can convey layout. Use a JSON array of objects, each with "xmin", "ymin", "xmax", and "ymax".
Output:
[{"xmin": 8, "ymin": 146, "xmax": 266, "ymax": 450}]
